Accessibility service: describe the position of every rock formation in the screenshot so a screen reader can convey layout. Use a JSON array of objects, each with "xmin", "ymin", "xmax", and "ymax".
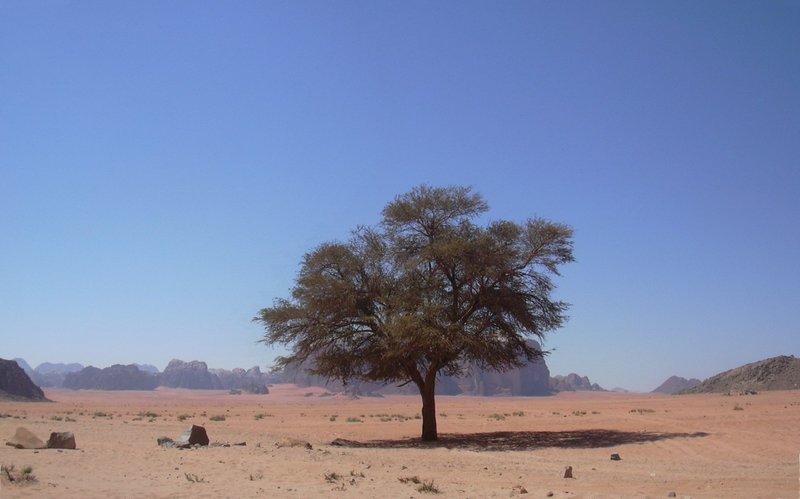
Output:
[
  {"xmin": 63, "ymin": 364, "xmax": 159, "ymax": 390},
  {"xmin": 160, "ymin": 359, "xmax": 222, "ymax": 389},
  {"xmin": 0, "ymin": 359, "xmax": 47, "ymax": 401},
  {"xmin": 33, "ymin": 362, "xmax": 84, "ymax": 388},
  {"xmin": 682, "ymin": 355, "xmax": 800, "ymax": 394},
  {"xmin": 652, "ymin": 376, "xmax": 701, "ymax": 394},
  {"xmin": 210, "ymin": 366, "xmax": 271, "ymax": 393},
  {"xmin": 549, "ymin": 373, "xmax": 604, "ymax": 392},
  {"xmin": 47, "ymin": 431, "xmax": 76, "ymax": 449},
  {"xmin": 6, "ymin": 427, "xmax": 46, "ymax": 449},
  {"xmin": 276, "ymin": 340, "xmax": 554, "ymax": 396}
]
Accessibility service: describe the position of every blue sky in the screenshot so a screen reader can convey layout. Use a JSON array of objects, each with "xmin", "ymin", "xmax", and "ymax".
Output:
[{"xmin": 2, "ymin": 1, "xmax": 798, "ymax": 392}]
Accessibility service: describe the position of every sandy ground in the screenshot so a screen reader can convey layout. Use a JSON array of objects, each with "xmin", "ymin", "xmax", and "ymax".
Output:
[{"xmin": 1, "ymin": 386, "xmax": 798, "ymax": 498}]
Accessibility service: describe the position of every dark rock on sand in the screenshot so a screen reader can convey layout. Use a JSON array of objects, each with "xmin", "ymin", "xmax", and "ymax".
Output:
[
  {"xmin": 46, "ymin": 431, "xmax": 76, "ymax": 449},
  {"xmin": 176, "ymin": 425, "xmax": 209, "ymax": 447}
]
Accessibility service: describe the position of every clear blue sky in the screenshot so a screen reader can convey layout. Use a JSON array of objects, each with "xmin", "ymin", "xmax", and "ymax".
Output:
[{"xmin": 2, "ymin": 1, "xmax": 798, "ymax": 392}]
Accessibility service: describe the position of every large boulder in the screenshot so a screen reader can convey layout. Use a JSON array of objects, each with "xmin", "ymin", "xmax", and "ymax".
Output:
[
  {"xmin": 161, "ymin": 360, "xmax": 222, "ymax": 389},
  {"xmin": 46, "ymin": 431, "xmax": 76, "ymax": 449},
  {"xmin": 176, "ymin": 425, "xmax": 209, "ymax": 447},
  {"xmin": 6, "ymin": 427, "xmax": 45, "ymax": 449},
  {"xmin": 0, "ymin": 359, "xmax": 47, "ymax": 401}
]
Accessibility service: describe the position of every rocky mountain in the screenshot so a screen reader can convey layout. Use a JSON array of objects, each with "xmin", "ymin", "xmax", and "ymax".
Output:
[
  {"xmin": 13, "ymin": 357, "xmax": 36, "ymax": 377},
  {"xmin": 134, "ymin": 363, "xmax": 160, "ymax": 374},
  {"xmin": 0, "ymin": 359, "xmax": 47, "ymax": 401},
  {"xmin": 549, "ymin": 373, "xmax": 604, "ymax": 392},
  {"xmin": 36, "ymin": 362, "xmax": 84, "ymax": 374},
  {"xmin": 652, "ymin": 375, "xmax": 701, "ymax": 394},
  {"xmin": 10, "ymin": 360, "xmax": 86, "ymax": 388},
  {"xmin": 277, "ymin": 340, "xmax": 555, "ymax": 396},
  {"xmin": 682, "ymin": 355, "xmax": 800, "ymax": 394},
  {"xmin": 63, "ymin": 364, "xmax": 159, "ymax": 390},
  {"xmin": 160, "ymin": 359, "xmax": 223, "ymax": 389},
  {"xmin": 210, "ymin": 366, "xmax": 272, "ymax": 394}
]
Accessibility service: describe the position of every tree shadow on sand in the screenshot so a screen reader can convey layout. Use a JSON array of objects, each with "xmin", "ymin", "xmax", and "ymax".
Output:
[{"xmin": 332, "ymin": 429, "xmax": 709, "ymax": 452}]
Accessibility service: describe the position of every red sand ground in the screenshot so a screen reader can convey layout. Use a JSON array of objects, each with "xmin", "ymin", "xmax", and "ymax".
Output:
[{"xmin": 1, "ymin": 386, "xmax": 798, "ymax": 498}]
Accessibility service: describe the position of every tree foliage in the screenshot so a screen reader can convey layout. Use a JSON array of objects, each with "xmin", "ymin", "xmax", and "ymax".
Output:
[{"xmin": 255, "ymin": 185, "xmax": 574, "ymax": 440}]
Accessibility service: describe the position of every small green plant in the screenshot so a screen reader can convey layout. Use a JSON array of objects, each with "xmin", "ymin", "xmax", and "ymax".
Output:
[
  {"xmin": 329, "ymin": 415, "xmax": 338, "ymax": 422},
  {"xmin": 50, "ymin": 415, "xmax": 63, "ymax": 421},
  {"xmin": 488, "ymin": 413, "xmax": 506, "ymax": 421},
  {"xmin": 733, "ymin": 404, "xmax": 744, "ymax": 411},
  {"xmin": 630, "ymin": 408, "xmax": 655, "ymax": 414},
  {"xmin": 93, "ymin": 411, "xmax": 110, "ymax": 418},
  {"xmin": 417, "ymin": 479, "xmax": 440, "ymax": 494},
  {"xmin": 2, "ymin": 464, "xmax": 37, "ymax": 483},
  {"xmin": 512, "ymin": 411, "xmax": 525, "ymax": 417},
  {"xmin": 254, "ymin": 413, "xmax": 273, "ymax": 420},
  {"xmin": 592, "ymin": 411, "xmax": 601, "ymax": 415},
  {"xmin": 324, "ymin": 472, "xmax": 342, "ymax": 483},
  {"xmin": 139, "ymin": 411, "xmax": 160, "ymax": 418},
  {"xmin": 177, "ymin": 414, "xmax": 190, "ymax": 422},
  {"xmin": 572, "ymin": 410, "xmax": 587, "ymax": 416},
  {"xmin": 350, "ymin": 470, "xmax": 365, "ymax": 478},
  {"xmin": 65, "ymin": 416, "xmax": 77, "ymax": 422},
  {"xmin": 346, "ymin": 417, "xmax": 363, "ymax": 423},
  {"xmin": 209, "ymin": 415, "xmax": 226, "ymax": 422},
  {"xmin": 184, "ymin": 473, "xmax": 205, "ymax": 483}
]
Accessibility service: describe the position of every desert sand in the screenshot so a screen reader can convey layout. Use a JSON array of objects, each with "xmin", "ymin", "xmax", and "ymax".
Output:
[{"xmin": 1, "ymin": 386, "xmax": 798, "ymax": 498}]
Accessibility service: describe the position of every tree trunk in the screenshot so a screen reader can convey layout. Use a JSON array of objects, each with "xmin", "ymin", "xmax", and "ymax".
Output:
[{"xmin": 419, "ymin": 378, "xmax": 438, "ymax": 441}]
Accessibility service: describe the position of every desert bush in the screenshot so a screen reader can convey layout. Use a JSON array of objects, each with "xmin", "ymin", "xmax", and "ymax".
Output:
[
  {"xmin": 418, "ymin": 479, "xmax": 440, "ymax": 494},
  {"xmin": 209, "ymin": 415, "xmax": 226, "ymax": 422}
]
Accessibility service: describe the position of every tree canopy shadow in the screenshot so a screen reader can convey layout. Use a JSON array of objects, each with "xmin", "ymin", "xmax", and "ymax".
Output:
[{"xmin": 331, "ymin": 429, "xmax": 709, "ymax": 452}]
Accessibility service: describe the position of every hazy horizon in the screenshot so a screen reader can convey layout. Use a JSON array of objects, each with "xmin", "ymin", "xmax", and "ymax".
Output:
[{"xmin": 3, "ymin": 1, "xmax": 798, "ymax": 393}]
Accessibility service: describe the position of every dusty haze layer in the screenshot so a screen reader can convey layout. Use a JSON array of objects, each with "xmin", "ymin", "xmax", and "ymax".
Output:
[{"xmin": 1, "ymin": 387, "xmax": 798, "ymax": 498}]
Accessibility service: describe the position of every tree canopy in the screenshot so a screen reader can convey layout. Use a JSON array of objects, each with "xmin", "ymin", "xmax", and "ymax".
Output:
[{"xmin": 255, "ymin": 185, "xmax": 574, "ymax": 440}]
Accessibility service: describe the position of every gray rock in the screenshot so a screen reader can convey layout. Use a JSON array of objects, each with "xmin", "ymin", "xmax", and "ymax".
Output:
[
  {"xmin": 157, "ymin": 437, "xmax": 176, "ymax": 448},
  {"xmin": 6, "ymin": 427, "xmax": 45, "ymax": 449},
  {"xmin": 47, "ymin": 431, "xmax": 76, "ymax": 449}
]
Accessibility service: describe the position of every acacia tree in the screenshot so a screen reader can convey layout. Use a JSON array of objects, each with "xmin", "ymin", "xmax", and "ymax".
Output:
[{"xmin": 255, "ymin": 185, "xmax": 573, "ymax": 441}]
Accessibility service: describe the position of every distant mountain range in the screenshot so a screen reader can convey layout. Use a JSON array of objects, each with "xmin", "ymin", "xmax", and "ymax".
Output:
[
  {"xmin": 11, "ymin": 351, "xmax": 603, "ymax": 396},
  {"xmin": 269, "ymin": 341, "xmax": 605, "ymax": 396}
]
